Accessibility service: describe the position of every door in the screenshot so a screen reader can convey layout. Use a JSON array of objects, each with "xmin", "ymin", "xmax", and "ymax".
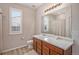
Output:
[{"xmin": 0, "ymin": 14, "xmax": 2, "ymax": 53}]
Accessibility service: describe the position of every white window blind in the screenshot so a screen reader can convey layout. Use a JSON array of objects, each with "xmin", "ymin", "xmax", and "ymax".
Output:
[{"xmin": 9, "ymin": 8, "xmax": 22, "ymax": 34}]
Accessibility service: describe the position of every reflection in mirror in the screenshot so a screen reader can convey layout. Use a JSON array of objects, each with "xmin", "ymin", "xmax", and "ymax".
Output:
[
  {"xmin": 42, "ymin": 15, "xmax": 49, "ymax": 33},
  {"xmin": 41, "ymin": 7, "xmax": 71, "ymax": 38}
]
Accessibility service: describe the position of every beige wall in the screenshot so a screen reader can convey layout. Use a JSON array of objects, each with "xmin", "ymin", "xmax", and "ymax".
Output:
[
  {"xmin": 71, "ymin": 4, "xmax": 79, "ymax": 55},
  {"xmin": 0, "ymin": 14, "xmax": 2, "ymax": 52},
  {"xmin": 0, "ymin": 3, "xmax": 36, "ymax": 51}
]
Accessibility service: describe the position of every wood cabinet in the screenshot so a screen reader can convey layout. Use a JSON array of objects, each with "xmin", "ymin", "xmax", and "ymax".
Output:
[
  {"xmin": 33, "ymin": 37, "xmax": 72, "ymax": 55},
  {"xmin": 49, "ymin": 44, "xmax": 64, "ymax": 55},
  {"xmin": 33, "ymin": 38, "xmax": 37, "ymax": 51},
  {"xmin": 37, "ymin": 48, "xmax": 41, "ymax": 55},
  {"xmin": 50, "ymin": 50, "xmax": 60, "ymax": 55},
  {"xmin": 36, "ymin": 39, "xmax": 42, "ymax": 55},
  {"xmin": 42, "ymin": 42, "xmax": 49, "ymax": 55},
  {"xmin": 37, "ymin": 39, "xmax": 42, "ymax": 49},
  {"xmin": 33, "ymin": 38, "xmax": 42, "ymax": 55}
]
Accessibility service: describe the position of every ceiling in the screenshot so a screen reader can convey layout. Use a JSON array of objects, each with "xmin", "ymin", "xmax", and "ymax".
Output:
[{"xmin": 20, "ymin": 3, "xmax": 44, "ymax": 9}]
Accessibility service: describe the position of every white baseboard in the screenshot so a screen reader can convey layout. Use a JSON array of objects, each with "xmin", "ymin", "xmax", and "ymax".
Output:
[{"xmin": 1, "ymin": 45, "xmax": 28, "ymax": 53}]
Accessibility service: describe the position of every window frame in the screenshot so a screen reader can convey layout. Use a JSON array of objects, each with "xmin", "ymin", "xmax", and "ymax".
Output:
[{"xmin": 9, "ymin": 7, "xmax": 23, "ymax": 34}]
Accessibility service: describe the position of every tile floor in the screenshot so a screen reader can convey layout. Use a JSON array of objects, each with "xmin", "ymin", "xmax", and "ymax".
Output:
[{"xmin": 0, "ymin": 46, "xmax": 38, "ymax": 55}]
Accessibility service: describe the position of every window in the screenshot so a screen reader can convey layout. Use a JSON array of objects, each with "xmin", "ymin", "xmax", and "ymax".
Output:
[{"xmin": 9, "ymin": 8, "xmax": 22, "ymax": 34}]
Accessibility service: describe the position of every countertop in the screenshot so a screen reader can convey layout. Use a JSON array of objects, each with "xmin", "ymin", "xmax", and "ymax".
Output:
[{"xmin": 33, "ymin": 34, "xmax": 73, "ymax": 50}]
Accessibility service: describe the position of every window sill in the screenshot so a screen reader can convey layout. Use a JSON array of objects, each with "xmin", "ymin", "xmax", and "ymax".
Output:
[{"xmin": 9, "ymin": 32, "xmax": 22, "ymax": 35}]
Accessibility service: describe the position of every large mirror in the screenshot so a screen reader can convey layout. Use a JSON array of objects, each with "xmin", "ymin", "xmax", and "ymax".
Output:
[{"xmin": 41, "ymin": 6, "xmax": 72, "ymax": 37}]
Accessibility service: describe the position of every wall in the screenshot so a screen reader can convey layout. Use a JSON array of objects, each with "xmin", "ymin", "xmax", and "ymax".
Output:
[
  {"xmin": 0, "ymin": 14, "xmax": 2, "ymax": 52},
  {"xmin": 0, "ymin": 3, "xmax": 36, "ymax": 51},
  {"xmin": 71, "ymin": 4, "xmax": 79, "ymax": 55}
]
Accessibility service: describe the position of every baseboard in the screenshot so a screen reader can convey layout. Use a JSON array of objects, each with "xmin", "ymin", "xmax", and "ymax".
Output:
[{"xmin": 1, "ymin": 45, "xmax": 28, "ymax": 53}]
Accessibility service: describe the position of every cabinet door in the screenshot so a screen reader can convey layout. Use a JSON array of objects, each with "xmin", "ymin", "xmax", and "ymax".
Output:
[
  {"xmin": 49, "ymin": 44, "xmax": 63, "ymax": 55},
  {"xmin": 64, "ymin": 46, "xmax": 72, "ymax": 55},
  {"xmin": 42, "ymin": 45, "xmax": 49, "ymax": 55},
  {"xmin": 37, "ymin": 39, "xmax": 42, "ymax": 49},
  {"xmin": 33, "ymin": 38, "xmax": 37, "ymax": 51},
  {"xmin": 37, "ymin": 48, "xmax": 41, "ymax": 55},
  {"xmin": 42, "ymin": 42, "xmax": 49, "ymax": 55}
]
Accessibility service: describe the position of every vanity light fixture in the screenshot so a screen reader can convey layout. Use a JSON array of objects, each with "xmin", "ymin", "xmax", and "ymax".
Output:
[{"xmin": 44, "ymin": 3, "xmax": 62, "ymax": 13}]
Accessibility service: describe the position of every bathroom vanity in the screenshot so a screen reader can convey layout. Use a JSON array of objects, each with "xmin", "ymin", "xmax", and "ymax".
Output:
[
  {"xmin": 33, "ymin": 34, "xmax": 73, "ymax": 55},
  {"xmin": 33, "ymin": 4, "xmax": 73, "ymax": 55}
]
